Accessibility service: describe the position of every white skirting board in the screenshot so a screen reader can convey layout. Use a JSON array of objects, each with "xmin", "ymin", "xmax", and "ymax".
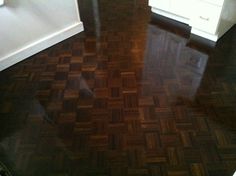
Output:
[{"xmin": 0, "ymin": 22, "xmax": 84, "ymax": 71}]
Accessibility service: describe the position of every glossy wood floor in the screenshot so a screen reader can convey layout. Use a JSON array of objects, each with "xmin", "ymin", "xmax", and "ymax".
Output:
[{"xmin": 0, "ymin": 0, "xmax": 236, "ymax": 175}]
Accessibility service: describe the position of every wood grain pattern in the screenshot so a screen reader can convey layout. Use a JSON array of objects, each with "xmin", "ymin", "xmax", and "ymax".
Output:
[{"xmin": 0, "ymin": 0, "xmax": 236, "ymax": 175}]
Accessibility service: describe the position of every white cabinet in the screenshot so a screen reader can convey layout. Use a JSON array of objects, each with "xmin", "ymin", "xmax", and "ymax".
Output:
[
  {"xmin": 149, "ymin": 0, "xmax": 236, "ymax": 42},
  {"xmin": 149, "ymin": 0, "xmax": 170, "ymax": 12},
  {"xmin": 169, "ymin": 0, "xmax": 190, "ymax": 19},
  {"xmin": 190, "ymin": 1, "xmax": 222, "ymax": 34},
  {"xmin": 202, "ymin": 0, "xmax": 224, "ymax": 6},
  {"xmin": 149, "ymin": 0, "xmax": 190, "ymax": 23}
]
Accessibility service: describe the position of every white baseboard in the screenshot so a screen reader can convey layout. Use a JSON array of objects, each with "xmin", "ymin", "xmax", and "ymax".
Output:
[{"xmin": 0, "ymin": 22, "xmax": 84, "ymax": 71}]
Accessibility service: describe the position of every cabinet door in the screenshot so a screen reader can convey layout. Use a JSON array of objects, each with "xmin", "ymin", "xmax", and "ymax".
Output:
[
  {"xmin": 191, "ymin": 1, "xmax": 222, "ymax": 34},
  {"xmin": 169, "ymin": 0, "xmax": 192, "ymax": 18},
  {"xmin": 149, "ymin": 0, "xmax": 171, "ymax": 11}
]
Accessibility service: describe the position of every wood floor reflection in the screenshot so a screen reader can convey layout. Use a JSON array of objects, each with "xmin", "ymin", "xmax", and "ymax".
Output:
[{"xmin": 0, "ymin": 0, "xmax": 236, "ymax": 175}]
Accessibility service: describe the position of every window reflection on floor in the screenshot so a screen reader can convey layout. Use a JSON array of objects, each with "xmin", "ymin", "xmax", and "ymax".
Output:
[{"xmin": 143, "ymin": 24, "xmax": 208, "ymax": 100}]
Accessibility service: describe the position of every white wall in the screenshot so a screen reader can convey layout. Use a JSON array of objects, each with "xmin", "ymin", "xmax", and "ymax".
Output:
[
  {"xmin": 0, "ymin": 0, "xmax": 84, "ymax": 71},
  {"xmin": 0, "ymin": 0, "xmax": 4, "ymax": 6}
]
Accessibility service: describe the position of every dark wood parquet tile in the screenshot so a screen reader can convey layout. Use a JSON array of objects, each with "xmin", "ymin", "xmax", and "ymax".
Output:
[{"xmin": 0, "ymin": 0, "xmax": 236, "ymax": 175}]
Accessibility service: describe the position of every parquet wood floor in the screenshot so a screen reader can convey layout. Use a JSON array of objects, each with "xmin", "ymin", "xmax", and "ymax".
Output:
[{"xmin": 0, "ymin": 0, "xmax": 236, "ymax": 175}]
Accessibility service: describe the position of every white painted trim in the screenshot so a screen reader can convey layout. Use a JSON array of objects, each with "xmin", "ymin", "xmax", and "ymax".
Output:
[
  {"xmin": 0, "ymin": 22, "xmax": 84, "ymax": 71},
  {"xmin": 191, "ymin": 28, "xmax": 218, "ymax": 41},
  {"xmin": 74, "ymin": 0, "xmax": 82, "ymax": 21},
  {"xmin": 151, "ymin": 7, "xmax": 190, "ymax": 24}
]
